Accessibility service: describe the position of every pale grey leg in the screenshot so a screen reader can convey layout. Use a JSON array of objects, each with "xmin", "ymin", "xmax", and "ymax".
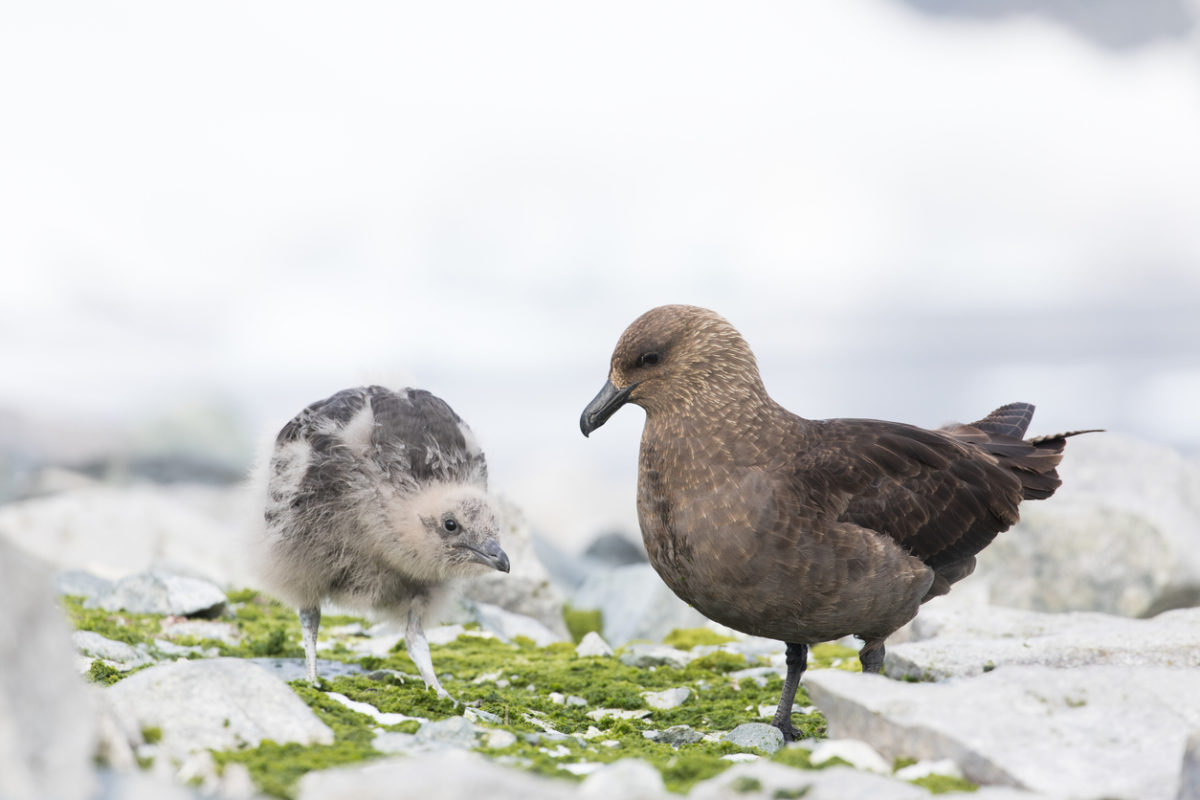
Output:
[
  {"xmin": 406, "ymin": 606, "xmax": 453, "ymax": 702},
  {"xmin": 299, "ymin": 607, "xmax": 321, "ymax": 684}
]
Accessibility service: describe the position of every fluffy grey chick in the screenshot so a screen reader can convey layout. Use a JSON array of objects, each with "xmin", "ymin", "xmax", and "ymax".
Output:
[{"xmin": 258, "ymin": 385, "xmax": 510, "ymax": 696}]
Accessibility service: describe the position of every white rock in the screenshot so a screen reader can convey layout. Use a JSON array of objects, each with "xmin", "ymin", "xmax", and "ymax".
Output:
[
  {"xmin": 807, "ymin": 666, "xmax": 1200, "ymax": 800},
  {"xmin": 971, "ymin": 434, "xmax": 1200, "ymax": 617},
  {"xmin": 426, "ymin": 624, "xmax": 468, "ymax": 646},
  {"xmin": 641, "ymin": 687, "xmax": 690, "ymax": 710},
  {"xmin": 721, "ymin": 753, "xmax": 760, "ymax": 763},
  {"xmin": 580, "ymin": 758, "xmax": 666, "ymax": 799},
  {"xmin": 71, "ymin": 631, "xmax": 155, "ymax": 670},
  {"xmin": 619, "ymin": 644, "xmax": 693, "ymax": 670},
  {"xmin": 689, "ymin": 762, "xmax": 929, "ymax": 800},
  {"xmin": 0, "ymin": 484, "xmax": 258, "ymax": 586},
  {"xmin": 483, "ymin": 729, "xmax": 518, "ymax": 749},
  {"xmin": 575, "ymin": 631, "xmax": 614, "ymax": 658},
  {"xmin": 722, "ymin": 722, "xmax": 784, "ymax": 754},
  {"xmin": 473, "ymin": 602, "xmax": 566, "ymax": 647},
  {"xmin": 894, "ymin": 758, "xmax": 963, "ymax": 781},
  {"xmin": 586, "ymin": 708, "xmax": 652, "ymax": 722},
  {"xmin": 159, "ymin": 618, "xmax": 241, "ymax": 645},
  {"xmin": 810, "ymin": 738, "xmax": 892, "ymax": 774},
  {"xmin": 888, "ymin": 604, "xmax": 1200, "ymax": 680},
  {"xmin": 459, "ymin": 497, "xmax": 571, "ymax": 639},
  {"xmin": 325, "ymin": 692, "xmax": 424, "ymax": 726},
  {"xmin": 93, "ymin": 569, "xmax": 227, "ymax": 617},
  {"xmin": 105, "ymin": 658, "xmax": 333, "ymax": 762},
  {"xmin": 0, "ymin": 540, "xmax": 97, "ymax": 800},
  {"xmin": 296, "ymin": 748, "xmax": 577, "ymax": 800},
  {"xmin": 571, "ymin": 563, "xmax": 709, "ymax": 645},
  {"xmin": 1179, "ymin": 731, "xmax": 1200, "ymax": 800},
  {"xmin": 416, "ymin": 716, "xmax": 481, "ymax": 749}
]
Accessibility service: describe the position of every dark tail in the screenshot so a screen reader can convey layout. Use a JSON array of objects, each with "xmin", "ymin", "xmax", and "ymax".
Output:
[{"xmin": 953, "ymin": 403, "xmax": 1102, "ymax": 501}]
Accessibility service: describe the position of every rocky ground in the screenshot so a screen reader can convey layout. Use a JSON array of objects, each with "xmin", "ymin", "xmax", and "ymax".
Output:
[{"xmin": 1, "ymin": 433, "xmax": 1200, "ymax": 800}]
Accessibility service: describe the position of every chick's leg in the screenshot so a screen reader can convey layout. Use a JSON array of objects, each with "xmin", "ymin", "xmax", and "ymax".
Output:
[
  {"xmin": 299, "ymin": 607, "xmax": 321, "ymax": 685},
  {"xmin": 406, "ymin": 606, "xmax": 453, "ymax": 702}
]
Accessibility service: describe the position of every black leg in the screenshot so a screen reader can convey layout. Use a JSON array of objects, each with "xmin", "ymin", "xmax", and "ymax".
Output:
[
  {"xmin": 770, "ymin": 642, "xmax": 808, "ymax": 742},
  {"xmin": 859, "ymin": 638, "xmax": 885, "ymax": 674}
]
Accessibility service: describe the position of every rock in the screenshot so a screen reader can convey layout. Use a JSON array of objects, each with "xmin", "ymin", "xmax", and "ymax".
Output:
[
  {"xmin": 1180, "ymin": 731, "xmax": 1200, "ymax": 800},
  {"xmin": 586, "ymin": 708, "xmax": 652, "ymax": 722},
  {"xmin": 459, "ymin": 497, "xmax": 570, "ymax": 640},
  {"xmin": 325, "ymin": 692, "xmax": 425, "ymax": 726},
  {"xmin": 575, "ymin": 631, "xmax": 614, "ymax": 658},
  {"xmin": 894, "ymin": 758, "xmax": 964, "ymax": 781},
  {"xmin": 54, "ymin": 569, "xmax": 114, "ymax": 603},
  {"xmin": 0, "ymin": 483, "xmax": 258, "ymax": 587},
  {"xmin": 806, "ymin": 666, "xmax": 1200, "ymax": 800},
  {"xmin": 689, "ymin": 762, "xmax": 929, "ymax": 800},
  {"xmin": 296, "ymin": 749, "xmax": 577, "ymax": 800},
  {"xmin": 159, "ymin": 618, "xmax": 241, "ymax": 645},
  {"xmin": 0, "ymin": 539, "xmax": 98, "ymax": 800},
  {"xmin": 104, "ymin": 658, "xmax": 333, "ymax": 762},
  {"xmin": 72, "ymin": 631, "xmax": 155, "ymax": 671},
  {"xmin": 472, "ymin": 601, "xmax": 566, "ymax": 647},
  {"xmin": 618, "ymin": 643, "xmax": 693, "ymax": 670},
  {"xmin": 416, "ymin": 715, "xmax": 482, "ymax": 749},
  {"xmin": 971, "ymin": 434, "xmax": 1200, "ymax": 617},
  {"xmin": 246, "ymin": 657, "xmax": 366, "ymax": 682},
  {"xmin": 582, "ymin": 531, "xmax": 647, "ymax": 567},
  {"xmin": 580, "ymin": 758, "xmax": 665, "ymax": 799},
  {"xmin": 809, "ymin": 738, "xmax": 891, "ymax": 774},
  {"xmin": 722, "ymin": 722, "xmax": 784, "ymax": 754},
  {"xmin": 641, "ymin": 687, "xmax": 690, "ymax": 710},
  {"xmin": 482, "ymin": 729, "xmax": 518, "ymax": 749},
  {"xmin": 654, "ymin": 725, "xmax": 704, "ymax": 746},
  {"xmin": 91, "ymin": 569, "xmax": 227, "ymax": 617},
  {"xmin": 571, "ymin": 563, "xmax": 710, "ymax": 645},
  {"xmin": 887, "ymin": 604, "xmax": 1200, "ymax": 680}
]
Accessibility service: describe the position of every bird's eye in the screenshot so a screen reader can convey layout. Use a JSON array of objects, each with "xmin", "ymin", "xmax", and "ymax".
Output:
[
  {"xmin": 636, "ymin": 352, "xmax": 660, "ymax": 368},
  {"xmin": 442, "ymin": 518, "xmax": 459, "ymax": 533}
]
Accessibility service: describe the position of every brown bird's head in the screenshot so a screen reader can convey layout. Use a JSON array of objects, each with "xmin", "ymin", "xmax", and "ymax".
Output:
[{"xmin": 580, "ymin": 304, "xmax": 767, "ymax": 436}]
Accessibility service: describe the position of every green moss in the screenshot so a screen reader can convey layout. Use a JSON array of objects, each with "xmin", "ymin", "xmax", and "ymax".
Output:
[
  {"xmin": 61, "ymin": 596, "xmax": 162, "ymax": 647},
  {"xmin": 732, "ymin": 775, "xmax": 763, "ymax": 792},
  {"xmin": 686, "ymin": 651, "xmax": 747, "ymax": 674},
  {"xmin": 562, "ymin": 605, "xmax": 604, "ymax": 644},
  {"xmin": 86, "ymin": 660, "xmax": 124, "ymax": 686},
  {"xmin": 772, "ymin": 787, "xmax": 811, "ymax": 799},
  {"xmin": 808, "ymin": 642, "xmax": 861, "ymax": 671},
  {"xmin": 772, "ymin": 747, "xmax": 816, "ymax": 770},
  {"xmin": 911, "ymin": 774, "xmax": 978, "ymax": 794},
  {"xmin": 662, "ymin": 628, "xmax": 736, "ymax": 649},
  {"xmin": 141, "ymin": 726, "xmax": 164, "ymax": 744}
]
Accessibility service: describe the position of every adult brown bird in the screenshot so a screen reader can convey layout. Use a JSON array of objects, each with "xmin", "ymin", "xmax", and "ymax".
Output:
[{"xmin": 580, "ymin": 305, "xmax": 1096, "ymax": 740}]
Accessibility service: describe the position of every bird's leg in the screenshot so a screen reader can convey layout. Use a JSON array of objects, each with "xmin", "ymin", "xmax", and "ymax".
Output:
[
  {"xmin": 298, "ymin": 606, "xmax": 321, "ymax": 685},
  {"xmin": 770, "ymin": 642, "xmax": 808, "ymax": 742},
  {"xmin": 406, "ymin": 607, "xmax": 454, "ymax": 703},
  {"xmin": 859, "ymin": 639, "xmax": 886, "ymax": 674}
]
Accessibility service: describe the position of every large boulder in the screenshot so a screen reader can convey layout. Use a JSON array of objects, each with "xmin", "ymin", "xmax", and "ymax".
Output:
[
  {"xmin": 0, "ymin": 539, "xmax": 98, "ymax": 800},
  {"xmin": 806, "ymin": 666, "xmax": 1200, "ymax": 800},
  {"xmin": 887, "ymin": 603, "xmax": 1200, "ymax": 680},
  {"xmin": 104, "ymin": 658, "xmax": 333, "ymax": 763},
  {"xmin": 971, "ymin": 434, "xmax": 1200, "ymax": 617},
  {"xmin": 571, "ymin": 563, "xmax": 710, "ymax": 645},
  {"xmin": 0, "ymin": 484, "xmax": 257, "ymax": 586},
  {"xmin": 458, "ymin": 497, "xmax": 569, "ymax": 640}
]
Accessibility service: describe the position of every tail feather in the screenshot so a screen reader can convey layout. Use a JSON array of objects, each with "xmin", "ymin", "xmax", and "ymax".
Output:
[{"xmin": 952, "ymin": 403, "xmax": 1102, "ymax": 501}]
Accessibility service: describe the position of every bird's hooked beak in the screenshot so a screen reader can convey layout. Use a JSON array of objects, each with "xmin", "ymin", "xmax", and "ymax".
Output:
[
  {"xmin": 459, "ymin": 539, "xmax": 510, "ymax": 573},
  {"xmin": 580, "ymin": 379, "xmax": 638, "ymax": 437}
]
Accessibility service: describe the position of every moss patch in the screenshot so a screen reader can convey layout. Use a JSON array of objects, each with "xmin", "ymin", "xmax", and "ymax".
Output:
[
  {"xmin": 65, "ymin": 587, "xmax": 859, "ymax": 798},
  {"xmin": 911, "ymin": 774, "xmax": 978, "ymax": 794},
  {"xmin": 562, "ymin": 604, "xmax": 604, "ymax": 644}
]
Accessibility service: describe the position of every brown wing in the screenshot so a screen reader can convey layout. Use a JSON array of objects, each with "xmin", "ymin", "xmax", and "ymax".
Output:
[{"xmin": 792, "ymin": 414, "xmax": 1029, "ymax": 569}]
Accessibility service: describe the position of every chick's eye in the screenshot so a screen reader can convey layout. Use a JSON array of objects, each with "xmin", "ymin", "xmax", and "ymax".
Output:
[
  {"xmin": 636, "ymin": 352, "xmax": 660, "ymax": 368},
  {"xmin": 442, "ymin": 518, "xmax": 458, "ymax": 533}
]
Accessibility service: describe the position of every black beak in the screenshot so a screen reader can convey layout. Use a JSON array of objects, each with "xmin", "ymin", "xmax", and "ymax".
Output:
[
  {"xmin": 580, "ymin": 380, "xmax": 638, "ymax": 437},
  {"xmin": 460, "ymin": 540, "xmax": 510, "ymax": 573}
]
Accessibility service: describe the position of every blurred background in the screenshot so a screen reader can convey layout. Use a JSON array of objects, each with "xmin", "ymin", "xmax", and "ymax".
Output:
[{"xmin": 2, "ymin": 0, "xmax": 1199, "ymax": 557}]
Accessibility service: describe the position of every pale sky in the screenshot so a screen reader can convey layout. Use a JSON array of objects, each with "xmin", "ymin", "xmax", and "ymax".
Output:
[{"xmin": 2, "ymin": 1, "xmax": 1198, "ymax": 546}]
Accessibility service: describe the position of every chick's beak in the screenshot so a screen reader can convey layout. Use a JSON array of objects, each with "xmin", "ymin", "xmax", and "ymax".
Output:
[
  {"xmin": 580, "ymin": 380, "xmax": 638, "ymax": 437},
  {"xmin": 460, "ymin": 539, "xmax": 510, "ymax": 573}
]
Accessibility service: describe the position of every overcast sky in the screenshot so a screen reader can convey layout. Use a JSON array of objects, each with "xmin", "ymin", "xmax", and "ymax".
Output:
[{"xmin": 2, "ymin": 1, "xmax": 1198, "ymax": 547}]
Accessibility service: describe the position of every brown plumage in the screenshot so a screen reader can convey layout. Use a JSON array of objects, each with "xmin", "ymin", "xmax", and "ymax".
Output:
[{"xmin": 580, "ymin": 305, "xmax": 1097, "ymax": 740}]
